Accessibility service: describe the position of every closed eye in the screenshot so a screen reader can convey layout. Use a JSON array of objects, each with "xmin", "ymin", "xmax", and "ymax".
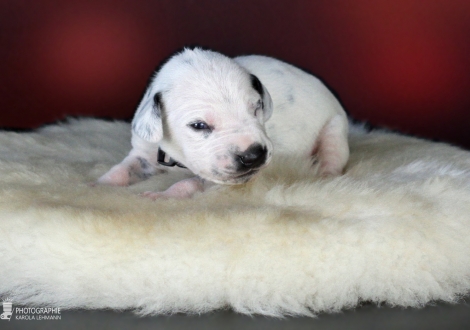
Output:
[{"xmin": 188, "ymin": 121, "xmax": 212, "ymax": 131}]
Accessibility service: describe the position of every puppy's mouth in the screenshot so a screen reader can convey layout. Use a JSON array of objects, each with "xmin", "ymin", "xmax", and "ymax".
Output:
[
  {"xmin": 231, "ymin": 169, "xmax": 260, "ymax": 181},
  {"xmin": 222, "ymin": 154, "xmax": 272, "ymax": 184},
  {"xmin": 202, "ymin": 153, "xmax": 271, "ymax": 185},
  {"xmin": 217, "ymin": 167, "xmax": 265, "ymax": 185},
  {"xmin": 200, "ymin": 167, "xmax": 260, "ymax": 185}
]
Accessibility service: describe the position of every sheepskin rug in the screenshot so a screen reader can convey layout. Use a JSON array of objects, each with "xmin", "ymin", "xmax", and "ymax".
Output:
[{"xmin": 0, "ymin": 118, "xmax": 469, "ymax": 317}]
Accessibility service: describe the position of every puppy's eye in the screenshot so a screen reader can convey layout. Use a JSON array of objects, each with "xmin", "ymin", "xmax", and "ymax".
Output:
[{"xmin": 189, "ymin": 121, "xmax": 211, "ymax": 131}]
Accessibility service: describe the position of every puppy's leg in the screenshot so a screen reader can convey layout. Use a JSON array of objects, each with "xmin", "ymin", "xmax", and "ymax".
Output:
[
  {"xmin": 97, "ymin": 134, "xmax": 163, "ymax": 186},
  {"xmin": 140, "ymin": 177, "xmax": 205, "ymax": 200},
  {"xmin": 315, "ymin": 114, "xmax": 349, "ymax": 176}
]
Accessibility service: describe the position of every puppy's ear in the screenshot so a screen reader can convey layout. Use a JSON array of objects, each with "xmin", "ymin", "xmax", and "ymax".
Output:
[
  {"xmin": 250, "ymin": 74, "xmax": 273, "ymax": 123},
  {"xmin": 131, "ymin": 90, "xmax": 164, "ymax": 143}
]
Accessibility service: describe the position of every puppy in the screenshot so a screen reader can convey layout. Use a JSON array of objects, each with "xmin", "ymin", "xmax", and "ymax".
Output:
[{"xmin": 97, "ymin": 48, "xmax": 349, "ymax": 199}]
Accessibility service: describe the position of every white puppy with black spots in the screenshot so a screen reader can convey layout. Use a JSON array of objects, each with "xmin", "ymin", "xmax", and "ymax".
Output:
[{"xmin": 97, "ymin": 48, "xmax": 349, "ymax": 199}]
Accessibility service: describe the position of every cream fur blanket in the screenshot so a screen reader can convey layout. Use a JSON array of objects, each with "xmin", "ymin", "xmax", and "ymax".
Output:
[{"xmin": 0, "ymin": 119, "xmax": 469, "ymax": 317}]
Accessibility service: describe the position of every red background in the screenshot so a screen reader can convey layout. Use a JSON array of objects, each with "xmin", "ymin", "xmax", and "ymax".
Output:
[{"xmin": 1, "ymin": 0, "xmax": 469, "ymax": 148}]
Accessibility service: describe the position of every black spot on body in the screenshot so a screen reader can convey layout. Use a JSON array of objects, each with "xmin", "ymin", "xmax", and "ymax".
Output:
[
  {"xmin": 137, "ymin": 157, "xmax": 151, "ymax": 170},
  {"xmin": 127, "ymin": 157, "xmax": 166, "ymax": 183},
  {"xmin": 287, "ymin": 94, "xmax": 294, "ymax": 104},
  {"xmin": 128, "ymin": 168, "xmax": 152, "ymax": 181}
]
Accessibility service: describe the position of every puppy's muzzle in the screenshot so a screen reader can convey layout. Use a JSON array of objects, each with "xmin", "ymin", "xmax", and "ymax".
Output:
[{"xmin": 236, "ymin": 143, "xmax": 268, "ymax": 171}]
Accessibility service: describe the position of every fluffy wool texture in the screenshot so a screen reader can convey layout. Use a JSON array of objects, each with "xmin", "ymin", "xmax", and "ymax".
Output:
[{"xmin": 0, "ymin": 118, "xmax": 469, "ymax": 317}]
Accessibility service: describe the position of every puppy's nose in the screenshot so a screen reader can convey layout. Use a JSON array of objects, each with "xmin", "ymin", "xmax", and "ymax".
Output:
[{"xmin": 237, "ymin": 144, "xmax": 267, "ymax": 170}]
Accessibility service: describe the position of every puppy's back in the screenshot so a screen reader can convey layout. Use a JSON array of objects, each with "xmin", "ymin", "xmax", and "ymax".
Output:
[{"xmin": 235, "ymin": 55, "xmax": 346, "ymax": 156}]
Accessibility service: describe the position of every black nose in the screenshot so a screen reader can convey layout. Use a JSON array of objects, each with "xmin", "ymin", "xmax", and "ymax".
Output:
[{"xmin": 236, "ymin": 144, "xmax": 267, "ymax": 170}]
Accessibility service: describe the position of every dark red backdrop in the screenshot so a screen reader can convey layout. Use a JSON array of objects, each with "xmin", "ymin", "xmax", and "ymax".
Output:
[{"xmin": 1, "ymin": 0, "xmax": 469, "ymax": 148}]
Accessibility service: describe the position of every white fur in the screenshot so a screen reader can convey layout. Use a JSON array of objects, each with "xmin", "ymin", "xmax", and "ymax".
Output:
[
  {"xmin": 0, "ymin": 119, "xmax": 469, "ymax": 317},
  {"xmin": 98, "ymin": 48, "xmax": 349, "ymax": 198}
]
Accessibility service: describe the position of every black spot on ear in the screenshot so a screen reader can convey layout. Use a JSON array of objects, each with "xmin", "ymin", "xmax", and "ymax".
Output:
[
  {"xmin": 154, "ymin": 92, "xmax": 172, "ymax": 141},
  {"xmin": 153, "ymin": 92, "xmax": 163, "ymax": 117},
  {"xmin": 250, "ymin": 74, "xmax": 264, "ymax": 97}
]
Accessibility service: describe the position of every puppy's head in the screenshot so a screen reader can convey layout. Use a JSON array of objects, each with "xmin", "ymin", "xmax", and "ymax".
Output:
[{"xmin": 132, "ymin": 48, "xmax": 273, "ymax": 185}]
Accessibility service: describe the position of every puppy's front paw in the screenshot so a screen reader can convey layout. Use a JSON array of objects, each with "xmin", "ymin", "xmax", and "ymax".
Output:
[
  {"xmin": 139, "ymin": 177, "xmax": 205, "ymax": 200},
  {"xmin": 97, "ymin": 164, "xmax": 131, "ymax": 186}
]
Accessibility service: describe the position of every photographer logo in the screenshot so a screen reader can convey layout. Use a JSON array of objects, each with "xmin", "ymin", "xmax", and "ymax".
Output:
[
  {"xmin": 1, "ymin": 299, "xmax": 61, "ymax": 321},
  {"xmin": 1, "ymin": 300, "xmax": 12, "ymax": 321}
]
